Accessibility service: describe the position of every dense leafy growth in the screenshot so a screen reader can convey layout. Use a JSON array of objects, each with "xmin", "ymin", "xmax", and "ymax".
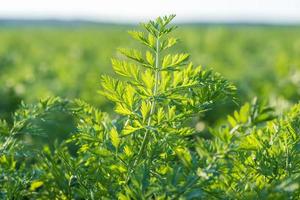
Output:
[{"xmin": 1, "ymin": 15, "xmax": 300, "ymax": 199}]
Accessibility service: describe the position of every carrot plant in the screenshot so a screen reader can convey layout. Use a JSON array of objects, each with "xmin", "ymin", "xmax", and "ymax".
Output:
[{"xmin": 1, "ymin": 15, "xmax": 300, "ymax": 200}]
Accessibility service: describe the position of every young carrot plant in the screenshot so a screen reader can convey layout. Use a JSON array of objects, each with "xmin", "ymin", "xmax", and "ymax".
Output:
[
  {"xmin": 67, "ymin": 14, "xmax": 235, "ymax": 199},
  {"xmin": 1, "ymin": 15, "xmax": 299, "ymax": 200}
]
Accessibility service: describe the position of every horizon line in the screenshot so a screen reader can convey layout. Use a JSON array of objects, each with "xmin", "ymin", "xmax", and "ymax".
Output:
[{"xmin": 0, "ymin": 17, "xmax": 300, "ymax": 26}]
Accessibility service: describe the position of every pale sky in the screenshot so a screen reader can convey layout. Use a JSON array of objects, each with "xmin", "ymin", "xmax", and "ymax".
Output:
[{"xmin": 0, "ymin": 0, "xmax": 300, "ymax": 23}]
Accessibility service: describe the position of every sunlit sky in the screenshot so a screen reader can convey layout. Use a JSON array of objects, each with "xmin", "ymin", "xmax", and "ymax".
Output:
[{"xmin": 1, "ymin": 0, "xmax": 300, "ymax": 23}]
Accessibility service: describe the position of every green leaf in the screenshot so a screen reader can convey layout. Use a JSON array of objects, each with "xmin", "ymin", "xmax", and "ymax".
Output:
[
  {"xmin": 168, "ymin": 106, "xmax": 176, "ymax": 120},
  {"xmin": 141, "ymin": 70, "xmax": 155, "ymax": 93},
  {"xmin": 146, "ymin": 51, "xmax": 155, "ymax": 66},
  {"xmin": 240, "ymin": 103, "xmax": 250, "ymax": 123},
  {"xmin": 30, "ymin": 180, "xmax": 44, "ymax": 191},
  {"xmin": 234, "ymin": 110, "xmax": 240, "ymax": 121},
  {"xmin": 128, "ymin": 31, "xmax": 156, "ymax": 50},
  {"xmin": 141, "ymin": 101, "xmax": 151, "ymax": 123},
  {"xmin": 123, "ymin": 145, "xmax": 133, "ymax": 157},
  {"xmin": 162, "ymin": 54, "xmax": 172, "ymax": 68},
  {"xmin": 0, "ymin": 120, "xmax": 9, "ymax": 136},
  {"xmin": 124, "ymin": 85, "xmax": 136, "ymax": 109},
  {"xmin": 128, "ymin": 31, "xmax": 146, "ymax": 43},
  {"xmin": 100, "ymin": 75, "xmax": 124, "ymax": 102},
  {"xmin": 111, "ymin": 59, "xmax": 140, "ymax": 80},
  {"xmin": 161, "ymin": 37, "xmax": 178, "ymax": 50},
  {"xmin": 118, "ymin": 48, "xmax": 144, "ymax": 64},
  {"xmin": 227, "ymin": 115, "xmax": 237, "ymax": 127},
  {"xmin": 161, "ymin": 53, "xmax": 189, "ymax": 71},
  {"xmin": 175, "ymin": 147, "xmax": 192, "ymax": 167},
  {"xmin": 118, "ymin": 193, "xmax": 130, "ymax": 200},
  {"xmin": 115, "ymin": 103, "xmax": 132, "ymax": 116},
  {"xmin": 122, "ymin": 124, "xmax": 143, "ymax": 136},
  {"xmin": 157, "ymin": 107, "xmax": 164, "ymax": 123},
  {"xmin": 110, "ymin": 127, "xmax": 120, "ymax": 148},
  {"xmin": 147, "ymin": 34, "xmax": 156, "ymax": 48}
]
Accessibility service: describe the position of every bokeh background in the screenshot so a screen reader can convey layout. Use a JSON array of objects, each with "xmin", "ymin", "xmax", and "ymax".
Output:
[{"xmin": 1, "ymin": 0, "xmax": 300, "ymax": 138}]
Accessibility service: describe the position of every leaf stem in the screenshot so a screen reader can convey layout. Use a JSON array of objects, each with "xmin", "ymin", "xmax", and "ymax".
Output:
[{"xmin": 133, "ymin": 35, "xmax": 160, "ymax": 167}]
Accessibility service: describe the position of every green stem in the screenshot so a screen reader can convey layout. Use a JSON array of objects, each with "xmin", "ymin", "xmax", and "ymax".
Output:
[
  {"xmin": 0, "ymin": 129, "xmax": 17, "ymax": 155},
  {"xmin": 133, "ymin": 35, "xmax": 160, "ymax": 167}
]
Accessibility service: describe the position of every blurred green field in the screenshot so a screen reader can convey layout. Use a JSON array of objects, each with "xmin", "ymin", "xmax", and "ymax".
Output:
[{"xmin": 1, "ymin": 24, "xmax": 300, "ymax": 123}]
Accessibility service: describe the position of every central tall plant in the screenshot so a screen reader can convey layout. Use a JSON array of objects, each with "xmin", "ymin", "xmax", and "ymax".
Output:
[{"xmin": 98, "ymin": 15, "xmax": 235, "ymax": 198}]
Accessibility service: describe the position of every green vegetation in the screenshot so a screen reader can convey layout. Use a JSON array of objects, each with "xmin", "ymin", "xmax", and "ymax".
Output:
[
  {"xmin": 1, "ymin": 22, "xmax": 300, "ymax": 118},
  {"xmin": 1, "ymin": 16, "xmax": 300, "ymax": 199}
]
